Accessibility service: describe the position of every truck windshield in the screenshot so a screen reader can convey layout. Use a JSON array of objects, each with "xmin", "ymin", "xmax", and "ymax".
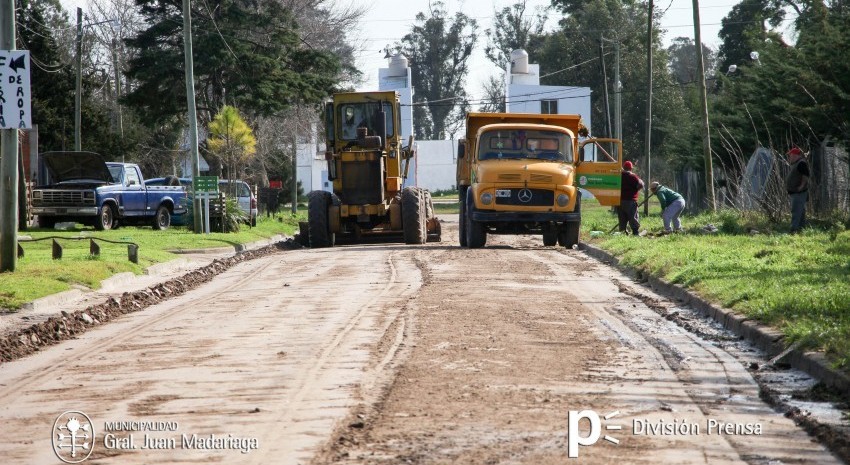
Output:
[
  {"xmin": 478, "ymin": 129, "xmax": 572, "ymax": 162},
  {"xmin": 339, "ymin": 102, "xmax": 394, "ymax": 140},
  {"xmin": 107, "ymin": 165, "xmax": 123, "ymax": 184}
]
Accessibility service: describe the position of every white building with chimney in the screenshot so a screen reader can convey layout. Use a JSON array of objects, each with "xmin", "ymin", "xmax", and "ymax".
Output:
[{"xmin": 505, "ymin": 49, "xmax": 592, "ymax": 128}]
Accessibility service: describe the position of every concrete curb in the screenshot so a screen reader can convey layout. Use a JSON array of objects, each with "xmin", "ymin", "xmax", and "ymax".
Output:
[
  {"xmin": 581, "ymin": 242, "xmax": 850, "ymax": 393},
  {"xmin": 19, "ymin": 234, "xmax": 289, "ymax": 313}
]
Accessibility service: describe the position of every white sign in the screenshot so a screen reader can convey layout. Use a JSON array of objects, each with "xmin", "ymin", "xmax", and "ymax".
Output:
[{"xmin": 0, "ymin": 50, "xmax": 32, "ymax": 129}]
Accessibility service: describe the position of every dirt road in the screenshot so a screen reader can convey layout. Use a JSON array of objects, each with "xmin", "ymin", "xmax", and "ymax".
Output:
[{"xmin": 0, "ymin": 218, "xmax": 842, "ymax": 464}]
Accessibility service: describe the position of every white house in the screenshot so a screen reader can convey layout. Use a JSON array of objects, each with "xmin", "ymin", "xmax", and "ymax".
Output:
[{"xmin": 505, "ymin": 49, "xmax": 592, "ymax": 128}]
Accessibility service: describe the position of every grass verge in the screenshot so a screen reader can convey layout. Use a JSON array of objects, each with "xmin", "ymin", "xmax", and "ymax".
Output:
[
  {"xmin": 0, "ymin": 213, "xmax": 304, "ymax": 310},
  {"xmin": 582, "ymin": 199, "xmax": 850, "ymax": 368}
]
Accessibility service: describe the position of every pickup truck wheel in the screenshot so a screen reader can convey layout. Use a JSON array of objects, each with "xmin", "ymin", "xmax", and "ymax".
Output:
[
  {"xmin": 465, "ymin": 190, "xmax": 487, "ymax": 248},
  {"xmin": 558, "ymin": 221, "xmax": 580, "ymax": 248},
  {"xmin": 38, "ymin": 216, "xmax": 57, "ymax": 229},
  {"xmin": 96, "ymin": 205, "xmax": 115, "ymax": 231},
  {"xmin": 307, "ymin": 191, "xmax": 334, "ymax": 248},
  {"xmin": 401, "ymin": 187, "xmax": 426, "ymax": 245},
  {"xmin": 153, "ymin": 205, "xmax": 171, "ymax": 230}
]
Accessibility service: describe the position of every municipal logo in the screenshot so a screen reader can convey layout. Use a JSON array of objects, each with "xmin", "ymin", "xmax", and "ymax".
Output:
[{"xmin": 52, "ymin": 411, "xmax": 95, "ymax": 463}]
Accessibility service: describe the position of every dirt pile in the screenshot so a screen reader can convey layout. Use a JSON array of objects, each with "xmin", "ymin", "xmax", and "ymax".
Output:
[{"xmin": 0, "ymin": 239, "xmax": 302, "ymax": 364}]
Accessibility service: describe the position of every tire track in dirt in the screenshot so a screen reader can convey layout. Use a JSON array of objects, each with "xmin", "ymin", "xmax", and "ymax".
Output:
[{"xmin": 313, "ymin": 223, "xmax": 841, "ymax": 465}]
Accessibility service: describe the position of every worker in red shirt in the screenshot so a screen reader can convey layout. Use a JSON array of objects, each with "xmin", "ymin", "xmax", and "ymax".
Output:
[{"xmin": 618, "ymin": 161, "xmax": 644, "ymax": 235}]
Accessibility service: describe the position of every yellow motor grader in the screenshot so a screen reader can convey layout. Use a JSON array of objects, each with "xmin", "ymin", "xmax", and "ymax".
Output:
[{"xmin": 306, "ymin": 91, "xmax": 440, "ymax": 247}]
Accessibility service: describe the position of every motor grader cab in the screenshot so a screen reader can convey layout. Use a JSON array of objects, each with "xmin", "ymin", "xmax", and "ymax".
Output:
[{"xmin": 306, "ymin": 91, "xmax": 440, "ymax": 247}]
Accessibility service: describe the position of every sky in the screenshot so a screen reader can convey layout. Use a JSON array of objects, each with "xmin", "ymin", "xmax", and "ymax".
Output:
[
  {"xmin": 60, "ymin": 0, "xmax": 743, "ymax": 98},
  {"xmin": 350, "ymin": 0, "xmax": 742, "ymax": 96}
]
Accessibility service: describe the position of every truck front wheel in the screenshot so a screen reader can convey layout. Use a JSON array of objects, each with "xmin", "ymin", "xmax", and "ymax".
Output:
[
  {"xmin": 96, "ymin": 205, "xmax": 116, "ymax": 231},
  {"xmin": 458, "ymin": 187, "xmax": 468, "ymax": 247},
  {"xmin": 402, "ymin": 187, "xmax": 426, "ymax": 245},
  {"xmin": 465, "ymin": 191, "xmax": 486, "ymax": 248},
  {"xmin": 153, "ymin": 205, "xmax": 171, "ymax": 230},
  {"xmin": 307, "ymin": 191, "xmax": 334, "ymax": 248},
  {"xmin": 558, "ymin": 222, "xmax": 580, "ymax": 248}
]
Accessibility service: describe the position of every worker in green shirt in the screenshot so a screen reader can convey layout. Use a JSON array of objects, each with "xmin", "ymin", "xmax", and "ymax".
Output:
[{"xmin": 649, "ymin": 182, "xmax": 686, "ymax": 233}]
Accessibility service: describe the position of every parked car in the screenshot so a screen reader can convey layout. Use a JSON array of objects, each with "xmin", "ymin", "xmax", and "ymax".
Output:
[
  {"xmin": 145, "ymin": 177, "xmax": 258, "ymax": 227},
  {"xmin": 32, "ymin": 152, "xmax": 187, "ymax": 230}
]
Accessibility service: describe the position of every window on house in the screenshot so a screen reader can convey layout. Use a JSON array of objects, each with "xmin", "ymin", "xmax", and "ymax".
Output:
[{"xmin": 541, "ymin": 100, "xmax": 558, "ymax": 114}]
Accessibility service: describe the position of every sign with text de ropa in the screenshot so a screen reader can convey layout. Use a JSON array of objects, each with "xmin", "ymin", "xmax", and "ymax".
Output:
[{"xmin": 0, "ymin": 50, "xmax": 32, "ymax": 129}]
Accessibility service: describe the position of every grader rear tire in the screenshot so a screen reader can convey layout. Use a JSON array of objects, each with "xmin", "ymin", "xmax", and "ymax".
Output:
[
  {"xmin": 307, "ymin": 191, "xmax": 334, "ymax": 248},
  {"xmin": 402, "ymin": 187, "xmax": 426, "ymax": 245}
]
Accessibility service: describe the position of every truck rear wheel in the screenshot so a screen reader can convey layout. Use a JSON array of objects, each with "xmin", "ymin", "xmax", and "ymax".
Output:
[
  {"xmin": 307, "ymin": 191, "xmax": 334, "ymax": 248},
  {"xmin": 558, "ymin": 222, "xmax": 580, "ymax": 248},
  {"xmin": 402, "ymin": 187, "xmax": 426, "ymax": 245},
  {"xmin": 153, "ymin": 205, "xmax": 171, "ymax": 230},
  {"xmin": 95, "ymin": 205, "xmax": 115, "ymax": 231},
  {"xmin": 465, "ymin": 190, "xmax": 486, "ymax": 248}
]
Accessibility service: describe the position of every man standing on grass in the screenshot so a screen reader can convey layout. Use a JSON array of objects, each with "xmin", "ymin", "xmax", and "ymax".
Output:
[
  {"xmin": 785, "ymin": 147, "xmax": 810, "ymax": 234},
  {"xmin": 618, "ymin": 161, "xmax": 644, "ymax": 235},
  {"xmin": 649, "ymin": 182, "xmax": 686, "ymax": 233}
]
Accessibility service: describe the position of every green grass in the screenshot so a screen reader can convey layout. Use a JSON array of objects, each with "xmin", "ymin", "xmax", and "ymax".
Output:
[
  {"xmin": 434, "ymin": 202, "xmax": 460, "ymax": 215},
  {"xmin": 0, "ymin": 213, "xmax": 304, "ymax": 310},
  {"xmin": 582, "ymin": 199, "xmax": 850, "ymax": 368}
]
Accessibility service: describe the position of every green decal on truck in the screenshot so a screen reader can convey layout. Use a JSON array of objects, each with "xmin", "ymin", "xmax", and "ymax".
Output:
[{"xmin": 577, "ymin": 174, "xmax": 620, "ymax": 189}]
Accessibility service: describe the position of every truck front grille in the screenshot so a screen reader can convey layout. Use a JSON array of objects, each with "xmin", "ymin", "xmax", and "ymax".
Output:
[
  {"xmin": 341, "ymin": 159, "xmax": 383, "ymax": 205},
  {"xmin": 37, "ymin": 190, "xmax": 95, "ymax": 205},
  {"xmin": 495, "ymin": 188, "xmax": 554, "ymax": 206}
]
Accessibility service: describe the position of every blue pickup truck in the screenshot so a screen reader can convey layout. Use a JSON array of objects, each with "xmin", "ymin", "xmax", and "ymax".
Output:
[{"xmin": 32, "ymin": 151, "xmax": 187, "ymax": 230}]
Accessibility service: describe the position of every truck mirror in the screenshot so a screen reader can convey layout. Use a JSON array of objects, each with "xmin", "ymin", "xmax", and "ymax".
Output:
[
  {"xmin": 457, "ymin": 141, "xmax": 466, "ymax": 159},
  {"xmin": 325, "ymin": 102, "xmax": 335, "ymax": 146},
  {"xmin": 377, "ymin": 107, "xmax": 387, "ymax": 145}
]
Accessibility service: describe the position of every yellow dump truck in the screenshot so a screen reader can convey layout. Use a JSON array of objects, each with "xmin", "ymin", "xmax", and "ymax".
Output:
[{"xmin": 456, "ymin": 112, "xmax": 622, "ymax": 248}]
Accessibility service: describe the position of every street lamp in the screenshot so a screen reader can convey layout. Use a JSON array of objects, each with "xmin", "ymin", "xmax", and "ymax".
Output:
[
  {"xmin": 726, "ymin": 64, "xmax": 737, "ymax": 75},
  {"xmin": 74, "ymin": 7, "xmax": 120, "ymax": 151},
  {"xmin": 750, "ymin": 51, "xmax": 761, "ymax": 65}
]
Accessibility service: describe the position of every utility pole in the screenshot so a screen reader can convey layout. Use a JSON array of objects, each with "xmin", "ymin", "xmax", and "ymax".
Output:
[
  {"xmin": 692, "ymin": 0, "xmax": 716, "ymax": 211},
  {"xmin": 75, "ymin": 7, "xmax": 82, "ymax": 152},
  {"xmin": 111, "ymin": 38, "xmax": 124, "ymax": 139},
  {"xmin": 291, "ymin": 103, "xmax": 298, "ymax": 214},
  {"xmin": 599, "ymin": 37, "xmax": 612, "ymax": 138},
  {"xmin": 643, "ymin": 0, "xmax": 654, "ymax": 216},
  {"xmin": 182, "ymin": 0, "xmax": 202, "ymax": 233},
  {"xmin": 614, "ymin": 40, "xmax": 622, "ymax": 141},
  {"xmin": 0, "ymin": 0, "xmax": 19, "ymax": 271}
]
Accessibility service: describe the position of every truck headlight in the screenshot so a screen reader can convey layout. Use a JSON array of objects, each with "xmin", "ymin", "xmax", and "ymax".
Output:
[
  {"xmin": 33, "ymin": 191, "xmax": 42, "ymax": 199},
  {"xmin": 557, "ymin": 193, "xmax": 570, "ymax": 207},
  {"xmin": 480, "ymin": 192, "xmax": 493, "ymax": 205}
]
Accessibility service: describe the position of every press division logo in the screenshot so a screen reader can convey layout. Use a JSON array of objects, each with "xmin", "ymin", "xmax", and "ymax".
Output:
[
  {"xmin": 567, "ymin": 410, "xmax": 621, "ymax": 458},
  {"xmin": 52, "ymin": 411, "xmax": 95, "ymax": 463}
]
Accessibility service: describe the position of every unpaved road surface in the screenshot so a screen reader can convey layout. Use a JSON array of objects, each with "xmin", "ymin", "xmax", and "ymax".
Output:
[{"xmin": 0, "ymin": 219, "xmax": 843, "ymax": 464}]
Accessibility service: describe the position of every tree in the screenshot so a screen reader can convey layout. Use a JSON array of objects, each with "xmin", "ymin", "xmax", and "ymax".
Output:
[
  {"xmin": 15, "ymin": 0, "xmax": 124, "ymax": 157},
  {"xmin": 124, "ymin": 0, "xmax": 341, "ymax": 126},
  {"xmin": 717, "ymin": 0, "xmax": 784, "ymax": 77},
  {"xmin": 484, "ymin": 0, "xmax": 548, "ymax": 70},
  {"xmin": 531, "ymin": 0, "xmax": 692, "ymax": 167},
  {"xmin": 400, "ymin": 1, "xmax": 478, "ymax": 140},
  {"xmin": 207, "ymin": 106, "xmax": 256, "ymax": 186},
  {"xmin": 667, "ymin": 37, "xmax": 718, "ymax": 85},
  {"xmin": 479, "ymin": 75, "xmax": 506, "ymax": 113}
]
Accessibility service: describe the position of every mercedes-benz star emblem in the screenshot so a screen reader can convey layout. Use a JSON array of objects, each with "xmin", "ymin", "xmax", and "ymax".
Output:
[{"xmin": 518, "ymin": 188, "xmax": 533, "ymax": 203}]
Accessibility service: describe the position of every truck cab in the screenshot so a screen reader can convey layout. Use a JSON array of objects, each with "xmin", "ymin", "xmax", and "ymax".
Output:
[{"xmin": 457, "ymin": 112, "xmax": 622, "ymax": 248}]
